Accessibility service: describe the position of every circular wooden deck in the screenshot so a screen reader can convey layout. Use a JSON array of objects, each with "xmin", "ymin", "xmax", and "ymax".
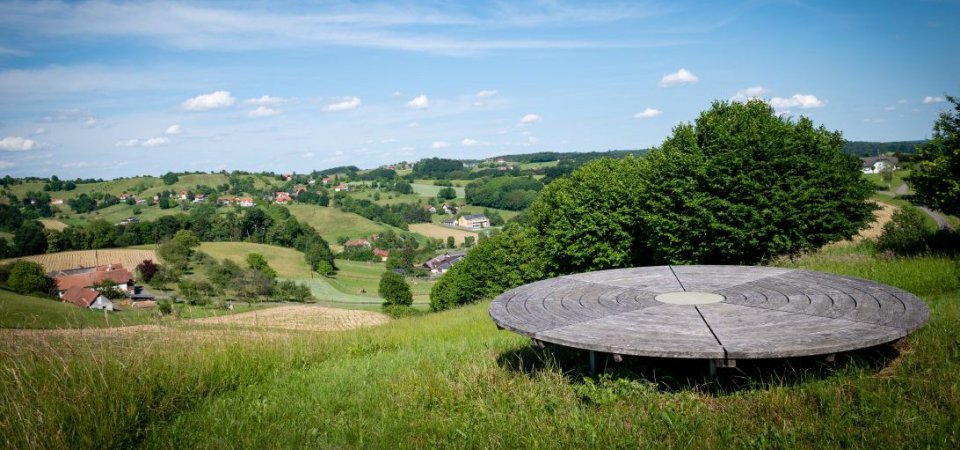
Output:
[{"xmin": 489, "ymin": 266, "xmax": 929, "ymax": 360}]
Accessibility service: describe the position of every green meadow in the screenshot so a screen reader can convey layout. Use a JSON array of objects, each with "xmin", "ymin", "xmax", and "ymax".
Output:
[{"xmin": 2, "ymin": 243, "xmax": 958, "ymax": 448}]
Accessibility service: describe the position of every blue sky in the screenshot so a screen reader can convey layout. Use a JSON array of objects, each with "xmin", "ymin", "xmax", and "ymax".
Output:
[{"xmin": 0, "ymin": 0, "xmax": 957, "ymax": 178}]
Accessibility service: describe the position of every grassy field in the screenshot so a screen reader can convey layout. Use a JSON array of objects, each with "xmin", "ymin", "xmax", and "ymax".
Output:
[
  {"xmin": 287, "ymin": 204, "xmax": 402, "ymax": 242},
  {"xmin": 199, "ymin": 242, "xmax": 314, "ymax": 278},
  {"xmin": 58, "ymin": 202, "xmax": 186, "ymax": 226},
  {"xmin": 38, "ymin": 219, "xmax": 69, "ymax": 230},
  {"xmin": 1, "ymin": 244, "xmax": 957, "ymax": 448},
  {"xmin": 0, "ymin": 289, "xmax": 265, "ymax": 329},
  {"xmin": 1, "ymin": 249, "xmax": 159, "ymax": 272},
  {"xmin": 411, "ymin": 183, "xmax": 466, "ymax": 198},
  {"xmin": 409, "ymin": 223, "xmax": 478, "ymax": 246}
]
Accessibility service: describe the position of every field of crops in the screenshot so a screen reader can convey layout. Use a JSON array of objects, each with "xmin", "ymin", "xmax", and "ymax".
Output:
[
  {"xmin": 1, "ymin": 249, "xmax": 159, "ymax": 272},
  {"xmin": 38, "ymin": 219, "xmax": 69, "ymax": 231},
  {"xmin": 286, "ymin": 204, "xmax": 403, "ymax": 242}
]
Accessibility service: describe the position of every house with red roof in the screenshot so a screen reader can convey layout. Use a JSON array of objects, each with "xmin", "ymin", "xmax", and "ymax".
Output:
[
  {"xmin": 275, "ymin": 192, "xmax": 293, "ymax": 204},
  {"xmin": 334, "ymin": 183, "xmax": 349, "ymax": 192},
  {"xmin": 373, "ymin": 248, "xmax": 390, "ymax": 262},
  {"xmin": 238, "ymin": 197, "xmax": 255, "ymax": 207},
  {"xmin": 61, "ymin": 286, "xmax": 114, "ymax": 311}
]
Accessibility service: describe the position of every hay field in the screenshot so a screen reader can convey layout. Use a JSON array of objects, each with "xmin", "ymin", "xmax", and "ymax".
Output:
[
  {"xmin": 2, "ymin": 249, "xmax": 159, "ymax": 272},
  {"xmin": 198, "ymin": 242, "xmax": 313, "ymax": 278},
  {"xmin": 190, "ymin": 305, "xmax": 389, "ymax": 331},
  {"xmin": 409, "ymin": 223, "xmax": 478, "ymax": 245},
  {"xmin": 38, "ymin": 219, "xmax": 69, "ymax": 231}
]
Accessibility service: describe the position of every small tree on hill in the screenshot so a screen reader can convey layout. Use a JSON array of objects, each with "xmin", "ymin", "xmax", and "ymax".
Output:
[
  {"xmin": 379, "ymin": 271, "xmax": 412, "ymax": 307},
  {"xmin": 6, "ymin": 261, "xmax": 55, "ymax": 295},
  {"xmin": 136, "ymin": 259, "xmax": 160, "ymax": 283}
]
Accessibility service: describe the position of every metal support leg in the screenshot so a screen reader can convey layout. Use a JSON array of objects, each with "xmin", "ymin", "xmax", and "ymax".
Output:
[
  {"xmin": 589, "ymin": 351, "xmax": 597, "ymax": 375},
  {"xmin": 708, "ymin": 359, "xmax": 717, "ymax": 378}
]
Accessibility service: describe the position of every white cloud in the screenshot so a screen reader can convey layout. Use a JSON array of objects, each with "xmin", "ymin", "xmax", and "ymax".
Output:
[
  {"xmin": 0, "ymin": 160, "xmax": 14, "ymax": 169},
  {"xmin": 519, "ymin": 113, "xmax": 541, "ymax": 124},
  {"xmin": 634, "ymin": 108, "xmax": 663, "ymax": 119},
  {"xmin": 247, "ymin": 106, "xmax": 281, "ymax": 117},
  {"xmin": 884, "ymin": 106, "xmax": 896, "ymax": 111},
  {"xmin": 527, "ymin": 136, "xmax": 540, "ymax": 144},
  {"xmin": 325, "ymin": 96, "xmax": 362, "ymax": 112},
  {"xmin": 898, "ymin": 99, "xmax": 908, "ymax": 104},
  {"xmin": 164, "ymin": 124, "xmax": 181, "ymax": 135},
  {"xmin": 181, "ymin": 90, "xmax": 236, "ymax": 111},
  {"xmin": 922, "ymin": 96, "xmax": 945, "ymax": 104},
  {"xmin": 380, "ymin": 138, "xmax": 397, "ymax": 143},
  {"xmin": 82, "ymin": 117, "xmax": 97, "ymax": 127},
  {"xmin": 407, "ymin": 121, "xmax": 420, "ymax": 128},
  {"xmin": 407, "ymin": 94, "xmax": 429, "ymax": 109},
  {"xmin": 392, "ymin": 91, "xmax": 402, "ymax": 97},
  {"xmin": 462, "ymin": 138, "xmax": 478, "ymax": 146},
  {"xmin": 116, "ymin": 137, "xmax": 169, "ymax": 147},
  {"xmin": 768, "ymin": 94, "xmax": 826, "ymax": 109},
  {"xmin": 247, "ymin": 95, "xmax": 287, "ymax": 107},
  {"xmin": 62, "ymin": 161, "xmax": 92, "ymax": 168},
  {"xmin": 33, "ymin": 128, "xmax": 46, "ymax": 135},
  {"xmin": 302, "ymin": 151, "xmax": 314, "ymax": 158},
  {"xmin": 115, "ymin": 138, "xmax": 140, "ymax": 147},
  {"xmin": 431, "ymin": 141, "xmax": 449, "ymax": 149},
  {"xmin": 658, "ymin": 68, "xmax": 698, "ymax": 87},
  {"xmin": 0, "ymin": 136, "xmax": 36, "ymax": 151},
  {"xmin": 476, "ymin": 89, "xmax": 498, "ymax": 99},
  {"xmin": 400, "ymin": 146, "xmax": 415, "ymax": 151},
  {"xmin": 731, "ymin": 86, "xmax": 768, "ymax": 102},
  {"xmin": 142, "ymin": 137, "xmax": 169, "ymax": 147}
]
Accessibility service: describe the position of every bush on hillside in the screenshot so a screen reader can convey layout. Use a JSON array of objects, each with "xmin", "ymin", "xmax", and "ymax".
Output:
[
  {"xmin": 379, "ymin": 271, "xmax": 413, "ymax": 307},
  {"xmin": 877, "ymin": 207, "xmax": 932, "ymax": 254},
  {"xmin": 5, "ymin": 261, "xmax": 55, "ymax": 295}
]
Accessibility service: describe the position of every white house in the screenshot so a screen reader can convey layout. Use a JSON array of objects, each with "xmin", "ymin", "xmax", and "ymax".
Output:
[{"xmin": 861, "ymin": 156, "xmax": 898, "ymax": 174}]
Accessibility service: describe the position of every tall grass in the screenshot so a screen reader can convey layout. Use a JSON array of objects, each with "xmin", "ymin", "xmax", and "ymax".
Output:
[{"xmin": 2, "ymin": 252, "xmax": 958, "ymax": 448}]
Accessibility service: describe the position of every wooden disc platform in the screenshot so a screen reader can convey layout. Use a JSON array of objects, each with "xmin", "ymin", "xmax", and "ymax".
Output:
[{"xmin": 489, "ymin": 266, "xmax": 929, "ymax": 362}]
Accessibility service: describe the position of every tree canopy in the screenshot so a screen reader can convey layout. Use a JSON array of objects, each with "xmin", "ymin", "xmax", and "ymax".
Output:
[{"xmin": 908, "ymin": 95, "xmax": 960, "ymax": 216}]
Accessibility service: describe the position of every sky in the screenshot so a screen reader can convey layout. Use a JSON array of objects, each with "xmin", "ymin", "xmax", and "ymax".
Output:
[{"xmin": 0, "ymin": 0, "xmax": 958, "ymax": 179}]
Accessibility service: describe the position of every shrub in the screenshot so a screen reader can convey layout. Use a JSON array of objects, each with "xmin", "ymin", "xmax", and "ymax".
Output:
[
  {"xmin": 382, "ymin": 304, "xmax": 425, "ymax": 318},
  {"xmin": 5, "ymin": 261, "xmax": 55, "ymax": 295},
  {"xmin": 877, "ymin": 207, "xmax": 933, "ymax": 254},
  {"xmin": 157, "ymin": 299, "xmax": 173, "ymax": 316},
  {"xmin": 136, "ymin": 260, "xmax": 160, "ymax": 283},
  {"xmin": 379, "ymin": 271, "xmax": 413, "ymax": 307}
]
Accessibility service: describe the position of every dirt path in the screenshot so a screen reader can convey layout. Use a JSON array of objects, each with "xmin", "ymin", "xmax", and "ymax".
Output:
[{"xmin": 918, "ymin": 206, "xmax": 953, "ymax": 230}]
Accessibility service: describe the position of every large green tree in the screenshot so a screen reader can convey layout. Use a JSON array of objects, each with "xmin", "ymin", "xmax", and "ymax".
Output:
[
  {"xmin": 636, "ymin": 100, "xmax": 875, "ymax": 264},
  {"xmin": 908, "ymin": 95, "xmax": 960, "ymax": 216}
]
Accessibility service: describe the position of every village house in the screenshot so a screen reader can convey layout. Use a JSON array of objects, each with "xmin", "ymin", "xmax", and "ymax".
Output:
[
  {"xmin": 424, "ymin": 205, "xmax": 438, "ymax": 214},
  {"xmin": 193, "ymin": 193, "xmax": 206, "ymax": 203},
  {"xmin": 275, "ymin": 192, "xmax": 293, "ymax": 204},
  {"xmin": 50, "ymin": 198, "xmax": 64, "ymax": 205},
  {"xmin": 373, "ymin": 248, "xmax": 390, "ymax": 262},
  {"xmin": 178, "ymin": 190, "xmax": 189, "ymax": 200},
  {"xmin": 293, "ymin": 185, "xmax": 308, "ymax": 196},
  {"xmin": 51, "ymin": 264, "xmax": 135, "ymax": 310},
  {"xmin": 442, "ymin": 203, "xmax": 457, "ymax": 215},
  {"xmin": 861, "ymin": 156, "xmax": 898, "ymax": 174},
  {"xmin": 344, "ymin": 238, "xmax": 372, "ymax": 248},
  {"xmin": 334, "ymin": 183, "xmax": 350, "ymax": 192},
  {"xmin": 457, "ymin": 214, "xmax": 490, "ymax": 230},
  {"xmin": 218, "ymin": 197, "xmax": 233, "ymax": 206},
  {"xmin": 60, "ymin": 286, "xmax": 114, "ymax": 311},
  {"xmin": 238, "ymin": 197, "xmax": 255, "ymax": 207},
  {"xmin": 322, "ymin": 177, "xmax": 332, "ymax": 185},
  {"xmin": 308, "ymin": 178, "xmax": 317, "ymax": 185},
  {"xmin": 118, "ymin": 193, "xmax": 133, "ymax": 201},
  {"xmin": 424, "ymin": 251, "xmax": 467, "ymax": 274}
]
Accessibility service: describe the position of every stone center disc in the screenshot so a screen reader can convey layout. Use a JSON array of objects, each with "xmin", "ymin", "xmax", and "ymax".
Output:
[{"xmin": 654, "ymin": 291, "xmax": 725, "ymax": 305}]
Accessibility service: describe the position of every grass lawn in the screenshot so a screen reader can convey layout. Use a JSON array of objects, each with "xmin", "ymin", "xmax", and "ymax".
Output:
[
  {"xmin": 3, "ymin": 244, "xmax": 957, "ymax": 448},
  {"xmin": 863, "ymin": 169, "xmax": 911, "ymax": 192},
  {"xmin": 411, "ymin": 183, "xmax": 466, "ymax": 198},
  {"xmin": 287, "ymin": 204, "xmax": 403, "ymax": 243},
  {"xmin": 58, "ymin": 202, "xmax": 185, "ymax": 226},
  {"xmin": 0, "ymin": 289, "xmax": 265, "ymax": 329},
  {"xmin": 198, "ymin": 242, "xmax": 313, "ymax": 278}
]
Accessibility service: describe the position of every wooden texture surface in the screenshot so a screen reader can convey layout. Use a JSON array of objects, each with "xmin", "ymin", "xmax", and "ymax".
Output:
[{"xmin": 489, "ymin": 266, "xmax": 929, "ymax": 359}]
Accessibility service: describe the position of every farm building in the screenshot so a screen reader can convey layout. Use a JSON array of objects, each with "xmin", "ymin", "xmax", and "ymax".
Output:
[
  {"xmin": 457, "ymin": 214, "xmax": 490, "ymax": 230},
  {"xmin": 424, "ymin": 251, "xmax": 466, "ymax": 274},
  {"xmin": 60, "ymin": 286, "xmax": 114, "ymax": 311}
]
